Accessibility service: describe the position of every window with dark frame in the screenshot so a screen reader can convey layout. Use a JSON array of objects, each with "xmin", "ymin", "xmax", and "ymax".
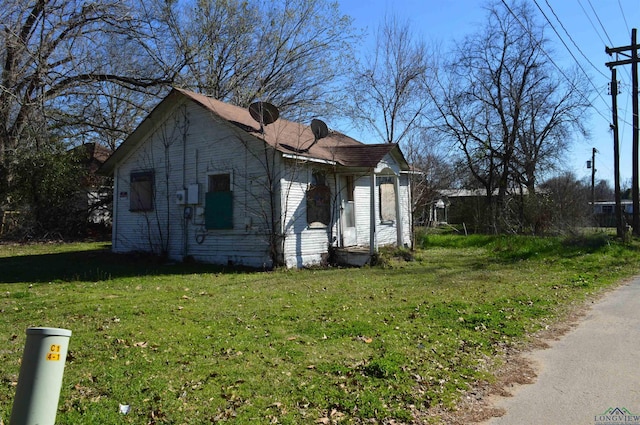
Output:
[
  {"xmin": 130, "ymin": 171, "xmax": 154, "ymax": 212},
  {"xmin": 307, "ymin": 170, "xmax": 331, "ymax": 227},
  {"xmin": 208, "ymin": 173, "xmax": 230, "ymax": 192}
]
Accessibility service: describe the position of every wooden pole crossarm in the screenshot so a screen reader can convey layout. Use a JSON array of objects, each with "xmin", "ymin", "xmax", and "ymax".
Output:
[
  {"xmin": 606, "ymin": 58, "xmax": 638, "ymax": 68},
  {"xmin": 606, "ymin": 45, "xmax": 635, "ymax": 55}
]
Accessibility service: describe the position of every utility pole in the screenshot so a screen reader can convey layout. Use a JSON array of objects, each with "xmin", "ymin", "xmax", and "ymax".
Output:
[
  {"xmin": 610, "ymin": 69, "xmax": 624, "ymax": 238},
  {"xmin": 634, "ymin": 29, "xmax": 639, "ymax": 236},
  {"xmin": 590, "ymin": 147, "xmax": 597, "ymax": 213},
  {"xmin": 606, "ymin": 28, "xmax": 640, "ymax": 236}
]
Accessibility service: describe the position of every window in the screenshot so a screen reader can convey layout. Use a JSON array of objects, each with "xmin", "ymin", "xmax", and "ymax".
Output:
[
  {"xmin": 311, "ymin": 171, "xmax": 326, "ymax": 186},
  {"xmin": 205, "ymin": 173, "xmax": 233, "ymax": 229},
  {"xmin": 379, "ymin": 176, "xmax": 396, "ymax": 223},
  {"xmin": 307, "ymin": 171, "xmax": 331, "ymax": 227},
  {"xmin": 130, "ymin": 171, "xmax": 154, "ymax": 212},
  {"xmin": 209, "ymin": 173, "xmax": 230, "ymax": 192},
  {"xmin": 343, "ymin": 176, "xmax": 355, "ymax": 228},
  {"xmin": 345, "ymin": 176, "xmax": 354, "ymax": 202}
]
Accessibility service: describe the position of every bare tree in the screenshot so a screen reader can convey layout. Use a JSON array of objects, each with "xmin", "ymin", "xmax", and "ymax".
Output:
[
  {"xmin": 410, "ymin": 141, "xmax": 458, "ymax": 226},
  {"xmin": 0, "ymin": 0, "xmax": 182, "ymax": 216},
  {"xmin": 594, "ymin": 179, "xmax": 614, "ymax": 201},
  {"xmin": 511, "ymin": 64, "xmax": 590, "ymax": 194},
  {"xmin": 345, "ymin": 15, "xmax": 433, "ymax": 245},
  {"xmin": 430, "ymin": 0, "xmax": 589, "ymax": 233},
  {"xmin": 156, "ymin": 0, "xmax": 358, "ymax": 119},
  {"xmin": 63, "ymin": 82, "xmax": 151, "ymax": 152},
  {"xmin": 347, "ymin": 15, "xmax": 431, "ymax": 146}
]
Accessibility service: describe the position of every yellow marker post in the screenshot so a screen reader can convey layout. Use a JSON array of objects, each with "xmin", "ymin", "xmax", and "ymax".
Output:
[{"xmin": 10, "ymin": 327, "xmax": 72, "ymax": 425}]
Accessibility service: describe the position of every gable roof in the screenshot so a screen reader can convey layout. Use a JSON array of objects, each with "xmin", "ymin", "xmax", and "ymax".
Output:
[{"xmin": 100, "ymin": 88, "xmax": 408, "ymax": 175}]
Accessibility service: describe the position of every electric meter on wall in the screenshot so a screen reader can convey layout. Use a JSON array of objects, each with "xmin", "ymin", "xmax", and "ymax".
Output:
[{"xmin": 176, "ymin": 190, "xmax": 186, "ymax": 205}]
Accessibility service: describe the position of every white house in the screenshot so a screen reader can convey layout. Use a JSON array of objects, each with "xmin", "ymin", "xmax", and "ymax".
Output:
[{"xmin": 100, "ymin": 88, "xmax": 412, "ymax": 268}]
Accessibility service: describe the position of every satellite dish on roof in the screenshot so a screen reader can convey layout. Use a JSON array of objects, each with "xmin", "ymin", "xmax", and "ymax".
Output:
[
  {"xmin": 311, "ymin": 118, "xmax": 329, "ymax": 140},
  {"xmin": 268, "ymin": 117, "xmax": 330, "ymax": 154},
  {"xmin": 282, "ymin": 118, "xmax": 329, "ymax": 153},
  {"xmin": 248, "ymin": 101, "xmax": 279, "ymax": 128}
]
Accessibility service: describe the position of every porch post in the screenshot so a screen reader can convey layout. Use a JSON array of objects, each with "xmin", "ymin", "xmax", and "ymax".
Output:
[
  {"xmin": 370, "ymin": 171, "xmax": 377, "ymax": 256},
  {"xmin": 336, "ymin": 175, "xmax": 343, "ymax": 247},
  {"xmin": 394, "ymin": 175, "xmax": 403, "ymax": 247}
]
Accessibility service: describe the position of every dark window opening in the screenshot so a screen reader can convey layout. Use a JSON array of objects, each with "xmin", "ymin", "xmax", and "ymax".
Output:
[
  {"xmin": 345, "ymin": 176, "xmax": 355, "ymax": 201},
  {"xmin": 307, "ymin": 171, "xmax": 330, "ymax": 227},
  {"xmin": 130, "ymin": 171, "xmax": 154, "ymax": 212},
  {"xmin": 208, "ymin": 173, "xmax": 230, "ymax": 192}
]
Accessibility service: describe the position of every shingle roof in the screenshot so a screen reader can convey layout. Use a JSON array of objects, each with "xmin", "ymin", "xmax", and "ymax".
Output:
[
  {"xmin": 101, "ymin": 88, "xmax": 408, "ymax": 174},
  {"xmin": 330, "ymin": 144, "xmax": 398, "ymax": 168},
  {"xmin": 176, "ymin": 88, "xmax": 407, "ymax": 168}
]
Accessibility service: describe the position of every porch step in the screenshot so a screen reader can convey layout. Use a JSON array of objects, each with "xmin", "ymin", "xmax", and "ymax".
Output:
[{"xmin": 334, "ymin": 246, "xmax": 372, "ymax": 267}]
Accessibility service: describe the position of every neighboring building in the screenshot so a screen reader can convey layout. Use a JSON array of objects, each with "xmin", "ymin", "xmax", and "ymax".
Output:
[
  {"xmin": 436, "ymin": 189, "xmax": 628, "ymax": 231},
  {"xmin": 591, "ymin": 200, "xmax": 633, "ymax": 215},
  {"xmin": 592, "ymin": 200, "xmax": 633, "ymax": 227},
  {"xmin": 74, "ymin": 142, "xmax": 112, "ymax": 226},
  {"xmin": 434, "ymin": 189, "xmax": 493, "ymax": 227},
  {"xmin": 100, "ymin": 88, "xmax": 412, "ymax": 268},
  {"xmin": 433, "ymin": 188, "xmax": 539, "ymax": 230}
]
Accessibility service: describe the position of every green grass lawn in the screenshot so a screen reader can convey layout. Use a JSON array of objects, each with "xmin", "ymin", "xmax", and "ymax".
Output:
[{"xmin": 1, "ymin": 232, "xmax": 639, "ymax": 424}]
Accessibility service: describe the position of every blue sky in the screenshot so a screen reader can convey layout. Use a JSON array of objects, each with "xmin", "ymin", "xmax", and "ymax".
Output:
[{"xmin": 337, "ymin": 0, "xmax": 640, "ymax": 187}]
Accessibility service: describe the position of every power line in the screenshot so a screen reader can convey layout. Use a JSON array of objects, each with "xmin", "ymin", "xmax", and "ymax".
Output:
[
  {"xmin": 587, "ymin": 0, "xmax": 614, "ymax": 45},
  {"xmin": 583, "ymin": 0, "xmax": 632, "ymax": 83},
  {"xmin": 540, "ymin": 1, "xmax": 633, "ymax": 127},
  {"xmin": 541, "ymin": 0, "xmax": 633, "ymax": 126},
  {"xmin": 617, "ymin": 0, "xmax": 631, "ymax": 35},
  {"xmin": 539, "ymin": 0, "xmax": 608, "ymax": 78},
  {"xmin": 499, "ymin": 0, "xmax": 612, "ymax": 124},
  {"xmin": 576, "ymin": 0, "xmax": 608, "ymax": 46}
]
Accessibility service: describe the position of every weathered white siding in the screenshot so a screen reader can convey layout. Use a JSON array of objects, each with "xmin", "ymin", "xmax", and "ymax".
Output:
[
  {"xmin": 347, "ymin": 155, "xmax": 413, "ymax": 250},
  {"xmin": 112, "ymin": 101, "xmax": 186, "ymax": 257},
  {"xmin": 112, "ymin": 100, "xmax": 278, "ymax": 267},
  {"xmin": 281, "ymin": 161, "xmax": 334, "ymax": 268},
  {"xmin": 398, "ymin": 172, "xmax": 413, "ymax": 247},
  {"xmin": 353, "ymin": 175, "xmax": 373, "ymax": 246},
  {"xmin": 111, "ymin": 97, "xmax": 412, "ymax": 269}
]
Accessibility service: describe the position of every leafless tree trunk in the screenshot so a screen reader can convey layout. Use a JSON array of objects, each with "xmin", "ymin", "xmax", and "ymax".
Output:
[
  {"xmin": 512, "ymin": 66, "xmax": 589, "ymax": 194},
  {"xmin": 409, "ymin": 139, "xmax": 458, "ymax": 227}
]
